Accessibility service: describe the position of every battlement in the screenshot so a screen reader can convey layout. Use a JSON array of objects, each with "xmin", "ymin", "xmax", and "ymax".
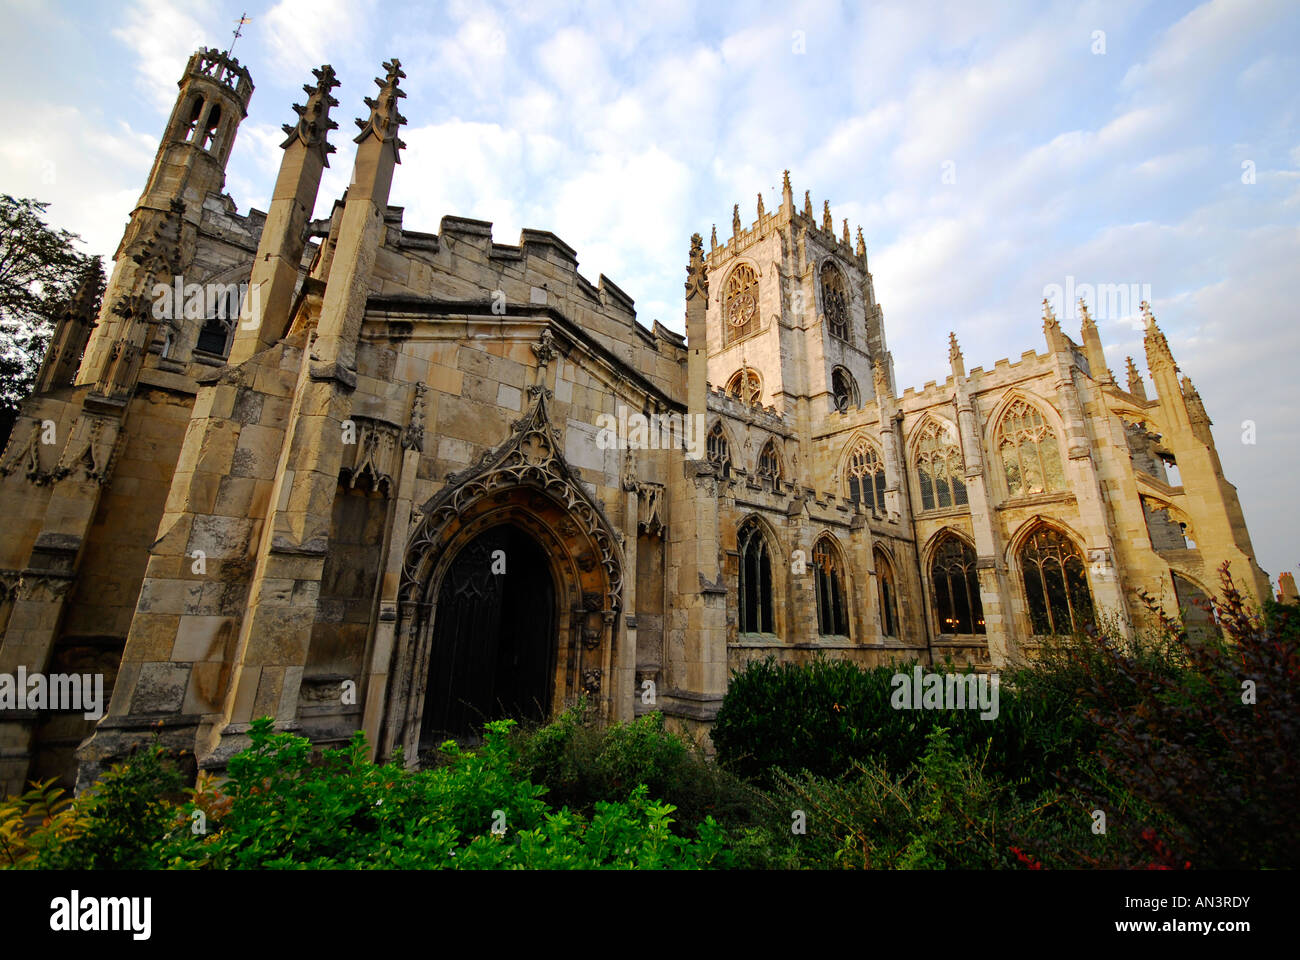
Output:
[
  {"xmin": 184, "ymin": 47, "xmax": 254, "ymax": 114},
  {"xmin": 706, "ymin": 383, "xmax": 789, "ymax": 428}
]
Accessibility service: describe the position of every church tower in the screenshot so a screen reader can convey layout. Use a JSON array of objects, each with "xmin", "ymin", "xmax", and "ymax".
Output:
[
  {"xmin": 704, "ymin": 173, "xmax": 890, "ymax": 418},
  {"xmin": 76, "ymin": 48, "xmax": 253, "ymax": 393}
]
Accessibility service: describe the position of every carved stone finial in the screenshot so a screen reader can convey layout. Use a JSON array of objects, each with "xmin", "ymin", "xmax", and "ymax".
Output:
[
  {"xmin": 353, "ymin": 58, "xmax": 407, "ymax": 151},
  {"xmin": 856, "ymin": 226, "xmax": 866, "ymax": 258},
  {"xmin": 1078, "ymin": 298, "xmax": 1092, "ymax": 325},
  {"xmin": 710, "ymin": 224, "xmax": 717, "ymax": 250},
  {"xmin": 822, "ymin": 200, "xmax": 833, "ymax": 233},
  {"xmin": 732, "ymin": 204, "xmax": 742, "ymax": 236},
  {"xmin": 803, "ymin": 190, "xmax": 813, "ymax": 218},
  {"xmin": 842, "ymin": 218, "xmax": 850, "ymax": 245},
  {"xmin": 282, "ymin": 64, "xmax": 341, "ymax": 158},
  {"xmin": 532, "ymin": 328, "xmax": 558, "ymax": 368},
  {"xmin": 757, "ymin": 192, "xmax": 765, "ymax": 219},
  {"xmin": 1042, "ymin": 297, "xmax": 1056, "ymax": 323},
  {"xmin": 686, "ymin": 233, "xmax": 709, "ymax": 301}
]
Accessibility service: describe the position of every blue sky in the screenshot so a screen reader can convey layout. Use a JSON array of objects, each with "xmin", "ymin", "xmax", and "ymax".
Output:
[{"xmin": 2, "ymin": 0, "xmax": 1297, "ymax": 589}]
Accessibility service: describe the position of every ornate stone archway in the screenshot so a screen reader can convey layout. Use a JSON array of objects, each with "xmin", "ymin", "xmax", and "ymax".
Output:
[{"xmin": 380, "ymin": 387, "xmax": 624, "ymax": 760}]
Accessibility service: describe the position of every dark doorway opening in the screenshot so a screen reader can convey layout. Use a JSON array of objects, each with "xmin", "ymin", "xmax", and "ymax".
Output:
[{"xmin": 420, "ymin": 524, "xmax": 556, "ymax": 749}]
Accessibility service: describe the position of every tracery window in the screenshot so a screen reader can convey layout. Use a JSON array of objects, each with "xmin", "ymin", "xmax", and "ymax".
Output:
[
  {"xmin": 874, "ymin": 547, "xmax": 899, "ymax": 638},
  {"xmin": 821, "ymin": 263, "xmax": 850, "ymax": 342},
  {"xmin": 707, "ymin": 422, "xmax": 731, "ymax": 474},
  {"xmin": 813, "ymin": 536, "xmax": 849, "ymax": 637},
  {"xmin": 915, "ymin": 419, "xmax": 967, "ymax": 511},
  {"xmin": 846, "ymin": 439, "xmax": 887, "ymax": 514},
  {"xmin": 998, "ymin": 398, "xmax": 1065, "ymax": 498},
  {"xmin": 181, "ymin": 98, "xmax": 203, "ymax": 142},
  {"xmin": 931, "ymin": 533, "xmax": 984, "ymax": 634},
  {"xmin": 756, "ymin": 439, "xmax": 782, "ymax": 481},
  {"xmin": 724, "ymin": 263, "xmax": 760, "ymax": 345},
  {"xmin": 831, "ymin": 367, "xmax": 858, "ymax": 412},
  {"xmin": 725, "ymin": 367, "xmax": 763, "ymax": 405},
  {"xmin": 1020, "ymin": 526, "xmax": 1094, "ymax": 636},
  {"xmin": 738, "ymin": 518, "xmax": 774, "ymax": 634}
]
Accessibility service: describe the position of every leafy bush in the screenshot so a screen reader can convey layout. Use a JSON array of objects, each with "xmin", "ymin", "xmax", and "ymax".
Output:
[
  {"xmin": 511, "ymin": 703, "xmax": 757, "ymax": 828},
  {"xmin": 710, "ymin": 655, "xmax": 1089, "ymax": 794},
  {"xmin": 156, "ymin": 717, "xmax": 733, "ymax": 869},
  {"xmin": 34, "ymin": 743, "xmax": 186, "ymax": 870},
  {"xmin": 1061, "ymin": 563, "xmax": 1300, "ymax": 869}
]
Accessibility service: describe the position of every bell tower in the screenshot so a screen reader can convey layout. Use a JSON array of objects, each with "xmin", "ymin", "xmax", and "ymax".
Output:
[{"xmin": 77, "ymin": 48, "xmax": 254, "ymax": 392}]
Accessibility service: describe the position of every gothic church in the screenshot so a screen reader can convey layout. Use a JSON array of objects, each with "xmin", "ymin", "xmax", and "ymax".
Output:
[{"xmin": 0, "ymin": 50, "xmax": 1270, "ymax": 793}]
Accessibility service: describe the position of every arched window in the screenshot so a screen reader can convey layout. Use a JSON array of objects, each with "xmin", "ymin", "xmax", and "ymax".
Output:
[
  {"xmin": 1020, "ymin": 526, "xmax": 1094, "ymax": 636},
  {"xmin": 707, "ymin": 421, "xmax": 731, "ymax": 474},
  {"xmin": 821, "ymin": 262, "xmax": 850, "ymax": 342},
  {"xmin": 915, "ymin": 419, "xmax": 967, "ymax": 511},
  {"xmin": 738, "ymin": 518, "xmax": 774, "ymax": 634},
  {"xmin": 931, "ymin": 533, "xmax": 984, "ymax": 634},
  {"xmin": 831, "ymin": 367, "xmax": 858, "ymax": 412},
  {"xmin": 195, "ymin": 285, "xmax": 240, "ymax": 356},
  {"xmin": 199, "ymin": 103, "xmax": 222, "ymax": 152},
  {"xmin": 724, "ymin": 263, "xmax": 760, "ymax": 345},
  {"xmin": 726, "ymin": 367, "xmax": 762, "ymax": 405},
  {"xmin": 756, "ymin": 440, "xmax": 782, "ymax": 481},
  {"xmin": 181, "ymin": 97, "xmax": 203, "ymax": 142},
  {"xmin": 998, "ymin": 398, "xmax": 1065, "ymax": 498},
  {"xmin": 813, "ymin": 536, "xmax": 849, "ymax": 637},
  {"xmin": 874, "ymin": 547, "xmax": 899, "ymax": 638},
  {"xmin": 846, "ymin": 439, "xmax": 887, "ymax": 514}
]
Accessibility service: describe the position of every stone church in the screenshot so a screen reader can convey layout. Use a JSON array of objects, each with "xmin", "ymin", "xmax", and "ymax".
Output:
[{"xmin": 0, "ymin": 50, "xmax": 1271, "ymax": 794}]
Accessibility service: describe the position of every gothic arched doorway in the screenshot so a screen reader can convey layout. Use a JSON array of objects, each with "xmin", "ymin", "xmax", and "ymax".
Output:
[{"xmin": 420, "ymin": 523, "xmax": 557, "ymax": 746}]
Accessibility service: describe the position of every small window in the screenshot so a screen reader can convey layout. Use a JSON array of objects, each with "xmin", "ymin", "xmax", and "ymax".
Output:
[
  {"xmin": 726, "ymin": 367, "xmax": 762, "ymax": 406},
  {"xmin": 831, "ymin": 367, "xmax": 858, "ymax": 412},
  {"xmin": 875, "ymin": 548, "xmax": 899, "ymax": 638},
  {"xmin": 756, "ymin": 440, "xmax": 781, "ymax": 481},
  {"xmin": 813, "ymin": 536, "xmax": 849, "ymax": 637},
  {"xmin": 738, "ymin": 518, "xmax": 774, "ymax": 634},
  {"xmin": 915, "ymin": 419, "xmax": 967, "ymax": 511},
  {"xmin": 821, "ymin": 263, "xmax": 850, "ymax": 342},
  {"xmin": 181, "ymin": 98, "xmax": 203, "ymax": 142},
  {"xmin": 998, "ymin": 398, "xmax": 1065, "ymax": 498},
  {"xmin": 931, "ymin": 533, "xmax": 984, "ymax": 634},
  {"xmin": 846, "ymin": 439, "xmax": 887, "ymax": 514},
  {"xmin": 1020, "ymin": 526, "xmax": 1094, "ymax": 636},
  {"xmin": 199, "ymin": 103, "xmax": 223, "ymax": 152},
  {"xmin": 707, "ymin": 422, "xmax": 731, "ymax": 474}
]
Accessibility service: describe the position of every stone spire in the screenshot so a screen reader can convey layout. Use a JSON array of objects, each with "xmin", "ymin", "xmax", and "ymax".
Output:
[
  {"xmin": 230, "ymin": 63, "xmax": 342, "ymax": 364},
  {"xmin": 856, "ymin": 227, "xmax": 866, "ymax": 259},
  {"xmin": 822, "ymin": 199, "xmax": 833, "ymax": 233},
  {"xmin": 1182, "ymin": 375, "xmax": 1211, "ymax": 426},
  {"xmin": 1125, "ymin": 356, "xmax": 1148, "ymax": 401},
  {"xmin": 782, "ymin": 169, "xmax": 793, "ymax": 212},
  {"xmin": 1078, "ymin": 298, "xmax": 1110, "ymax": 383},
  {"xmin": 710, "ymin": 224, "xmax": 717, "ymax": 251},
  {"xmin": 756, "ymin": 192, "xmax": 765, "ymax": 219},
  {"xmin": 803, "ymin": 190, "xmax": 813, "ymax": 219},
  {"xmin": 353, "ymin": 58, "xmax": 407, "ymax": 154},
  {"xmin": 1042, "ymin": 297, "xmax": 1063, "ymax": 352},
  {"xmin": 36, "ymin": 258, "xmax": 105, "ymax": 393},
  {"xmin": 842, "ymin": 219, "xmax": 850, "ymax": 245},
  {"xmin": 732, "ymin": 203, "xmax": 741, "ymax": 236},
  {"xmin": 948, "ymin": 331, "xmax": 965, "ymax": 378},
  {"xmin": 1142, "ymin": 300, "xmax": 1176, "ymax": 370}
]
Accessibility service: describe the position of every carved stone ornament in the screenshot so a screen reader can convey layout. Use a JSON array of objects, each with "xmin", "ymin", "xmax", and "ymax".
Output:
[
  {"xmin": 401, "ymin": 389, "xmax": 623, "ymax": 612},
  {"xmin": 582, "ymin": 668, "xmax": 602, "ymax": 694}
]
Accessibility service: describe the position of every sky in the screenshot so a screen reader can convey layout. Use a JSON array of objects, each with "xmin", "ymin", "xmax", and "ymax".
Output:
[{"xmin": 0, "ymin": 0, "xmax": 1297, "ymax": 589}]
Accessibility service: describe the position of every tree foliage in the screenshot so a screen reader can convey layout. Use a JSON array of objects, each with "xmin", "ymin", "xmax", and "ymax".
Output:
[{"xmin": 0, "ymin": 195, "xmax": 94, "ymax": 416}]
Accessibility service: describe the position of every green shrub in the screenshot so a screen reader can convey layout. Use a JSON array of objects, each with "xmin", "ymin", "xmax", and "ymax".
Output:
[
  {"xmin": 156, "ymin": 716, "xmax": 733, "ymax": 869},
  {"xmin": 511, "ymin": 704, "xmax": 758, "ymax": 828},
  {"xmin": 710, "ymin": 656, "xmax": 1090, "ymax": 794},
  {"xmin": 34, "ymin": 743, "xmax": 186, "ymax": 870}
]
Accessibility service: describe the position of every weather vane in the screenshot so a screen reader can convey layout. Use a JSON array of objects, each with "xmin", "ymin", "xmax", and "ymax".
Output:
[{"xmin": 226, "ymin": 12, "xmax": 251, "ymax": 58}]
